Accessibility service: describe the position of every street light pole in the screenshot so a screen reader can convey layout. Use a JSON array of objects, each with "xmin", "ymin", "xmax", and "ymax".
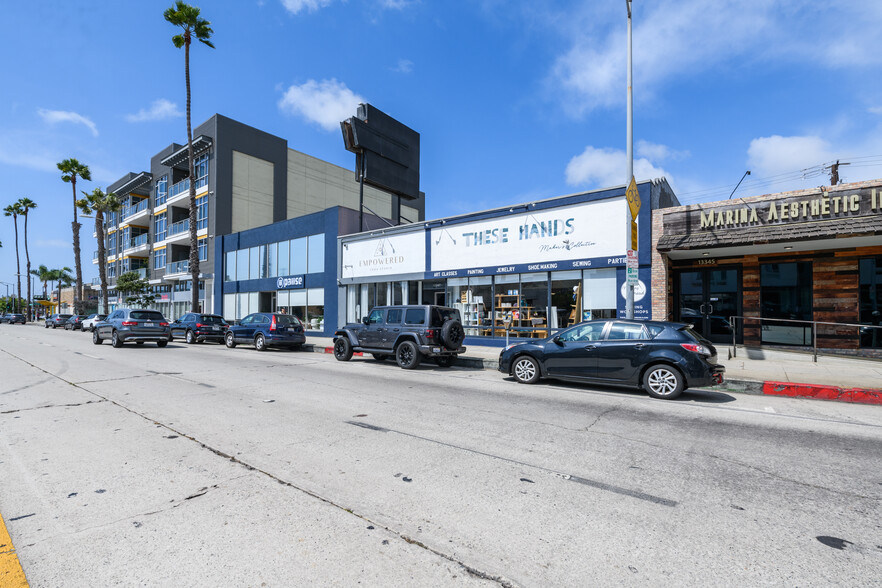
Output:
[{"xmin": 625, "ymin": 0, "xmax": 635, "ymax": 320}]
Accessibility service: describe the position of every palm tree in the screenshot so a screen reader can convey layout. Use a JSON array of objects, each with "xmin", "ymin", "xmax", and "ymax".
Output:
[
  {"xmin": 78, "ymin": 188, "xmax": 121, "ymax": 314},
  {"xmin": 165, "ymin": 1, "xmax": 214, "ymax": 313},
  {"xmin": 58, "ymin": 158, "xmax": 92, "ymax": 314},
  {"xmin": 17, "ymin": 197, "xmax": 37, "ymax": 320},
  {"xmin": 31, "ymin": 264, "xmax": 52, "ymax": 299},
  {"xmin": 3, "ymin": 202, "xmax": 23, "ymax": 313}
]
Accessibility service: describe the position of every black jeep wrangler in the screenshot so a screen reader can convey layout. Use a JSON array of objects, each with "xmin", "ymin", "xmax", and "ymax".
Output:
[{"xmin": 333, "ymin": 305, "xmax": 466, "ymax": 369}]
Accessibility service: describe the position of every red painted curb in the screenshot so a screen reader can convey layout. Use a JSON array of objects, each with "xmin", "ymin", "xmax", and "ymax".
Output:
[
  {"xmin": 323, "ymin": 347, "xmax": 362, "ymax": 356},
  {"xmin": 763, "ymin": 382, "xmax": 882, "ymax": 405}
]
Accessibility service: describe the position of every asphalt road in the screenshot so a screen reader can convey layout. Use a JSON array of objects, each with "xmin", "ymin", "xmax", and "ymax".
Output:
[{"xmin": 1, "ymin": 324, "xmax": 881, "ymax": 587}]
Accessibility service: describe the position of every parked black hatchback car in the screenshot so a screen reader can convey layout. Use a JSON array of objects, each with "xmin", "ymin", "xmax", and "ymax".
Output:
[
  {"xmin": 63, "ymin": 314, "xmax": 89, "ymax": 330},
  {"xmin": 498, "ymin": 319, "xmax": 725, "ymax": 400},
  {"xmin": 170, "ymin": 313, "xmax": 228, "ymax": 344},
  {"xmin": 333, "ymin": 305, "xmax": 466, "ymax": 369},
  {"xmin": 2, "ymin": 313, "xmax": 26, "ymax": 324},
  {"xmin": 224, "ymin": 312, "xmax": 306, "ymax": 351},
  {"xmin": 93, "ymin": 308, "xmax": 170, "ymax": 348}
]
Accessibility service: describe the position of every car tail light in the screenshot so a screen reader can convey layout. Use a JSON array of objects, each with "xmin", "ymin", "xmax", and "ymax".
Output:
[
  {"xmin": 122, "ymin": 320, "xmax": 137, "ymax": 326},
  {"xmin": 681, "ymin": 343, "xmax": 711, "ymax": 356},
  {"xmin": 195, "ymin": 323, "xmax": 204, "ymax": 328},
  {"xmin": 425, "ymin": 328, "xmax": 436, "ymax": 340},
  {"xmin": 160, "ymin": 322, "xmax": 169, "ymax": 327},
  {"xmin": 270, "ymin": 316, "xmax": 277, "ymax": 332}
]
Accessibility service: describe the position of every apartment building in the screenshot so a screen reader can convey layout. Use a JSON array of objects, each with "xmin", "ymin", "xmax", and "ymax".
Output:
[{"xmin": 97, "ymin": 114, "xmax": 424, "ymax": 321}]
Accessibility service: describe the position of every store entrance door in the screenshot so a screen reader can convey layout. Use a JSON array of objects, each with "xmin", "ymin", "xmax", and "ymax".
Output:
[{"xmin": 676, "ymin": 266, "xmax": 741, "ymax": 344}]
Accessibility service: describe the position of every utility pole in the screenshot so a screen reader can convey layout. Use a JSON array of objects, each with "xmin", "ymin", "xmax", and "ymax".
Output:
[
  {"xmin": 826, "ymin": 160, "xmax": 849, "ymax": 186},
  {"xmin": 625, "ymin": 0, "xmax": 635, "ymax": 320}
]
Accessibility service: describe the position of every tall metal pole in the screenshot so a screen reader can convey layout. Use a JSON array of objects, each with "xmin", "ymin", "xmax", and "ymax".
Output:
[{"xmin": 625, "ymin": 0, "xmax": 635, "ymax": 319}]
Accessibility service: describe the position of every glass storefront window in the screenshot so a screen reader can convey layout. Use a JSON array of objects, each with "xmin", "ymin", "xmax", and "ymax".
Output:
[
  {"xmin": 278, "ymin": 240, "xmax": 290, "ymax": 276},
  {"xmin": 307, "ymin": 234, "xmax": 324, "ymax": 273},
  {"xmin": 259, "ymin": 245, "xmax": 268, "ymax": 279},
  {"xmin": 236, "ymin": 249, "xmax": 249, "ymax": 281},
  {"xmin": 583, "ymin": 268, "xmax": 617, "ymax": 321},
  {"xmin": 521, "ymin": 273, "xmax": 548, "ymax": 338},
  {"xmin": 550, "ymin": 270, "xmax": 581, "ymax": 331},
  {"xmin": 493, "ymin": 274, "xmax": 519, "ymax": 336},
  {"xmin": 859, "ymin": 257, "xmax": 882, "ymax": 348},
  {"xmin": 421, "ymin": 280, "xmax": 446, "ymax": 306},
  {"xmin": 392, "ymin": 281, "xmax": 404, "ymax": 305},
  {"xmin": 291, "ymin": 237, "xmax": 307, "ymax": 274},
  {"xmin": 760, "ymin": 262, "xmax": 813, "ymax": 345},
  {"xmin": 307, "ymin": 288, "xmax": 324, "ymax": 330},
  {"xmin": 267, "ymin": 242, "xmax": 277, "ymax": 278}
]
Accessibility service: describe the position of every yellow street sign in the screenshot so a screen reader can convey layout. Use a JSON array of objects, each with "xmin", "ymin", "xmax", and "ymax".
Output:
[
  {"xmin": 626, "ymin": 176, "xmax": 641, "ymax": 218},
  {"xmin": 631, "ymin": 219, "xmax": 638, "ymax": 250}
]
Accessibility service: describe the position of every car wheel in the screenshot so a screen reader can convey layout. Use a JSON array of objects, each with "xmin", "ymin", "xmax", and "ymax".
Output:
[
  {"xmin": 225, "ymin": 331, "xmax": 237, "ymax": 348},
  {"xmin": 186, "ymin": 329, "xmax": 196, "ymax": 344},
  {"xmin": 254, "ymin": 333, "xmax": 267, "ymax": 351},
  {"xmin": 92, "ymin": 329, "xmax": 102, "ymax": 345},
  {"xmin": 111, "ymin": 331, "xmax": 123, "ymax": 348},
  {"xmin": 440, "ymin": 319, "xmax": 465, "ymax": 350},
  {"xmin": 395, "ymin": 340, "xmax": 421, "ymax": 370},
  {"xmin": 512, "ymin": 355, "xmax": 540, "ymax": 384},
  {"xmin": 435, "ymin": 355, "xmax": 455, "ymax": 368},
  {"xmin": 643, "ymin": 365, "xmax": 684, "ymax": 399},
  {"xmin": 371, "ymin": 354, "xmax": 389, "ymax": 361},
  {"xmin": 44, "ymin": 323, "xmax": 49, "ymax": 329},
  {"xmin": 333, "ymin": 338, "xmax": 353, "ymax": 361},
  {"xmin": 157, "ymin": 340, "xmax": 168, "ymax": 348},
  {"xmin": 52, "ymin": 324, "xmax": 57, "ymax": 329}
]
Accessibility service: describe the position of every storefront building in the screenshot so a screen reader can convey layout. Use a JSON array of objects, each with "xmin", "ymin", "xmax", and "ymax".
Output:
[
  {"xmin": 338, "ymin": 179, "xmax": 678, "ymax": 344},
  {"xmin": 652, "ymin": 179, "xmax": 882, "ymax": 354}
]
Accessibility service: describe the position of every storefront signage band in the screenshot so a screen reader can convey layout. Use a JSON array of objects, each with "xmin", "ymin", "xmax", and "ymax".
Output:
[
  {"xmin": 699, "ymin": 188, "xmax": 882, "ymax": 230},
  {"xmin": 426, "ymin": 255, "xmax": 629, "ymax": 279},
  {"xmin": 276, "ymin": 275, "xmax": 305, "ymax": 289}
]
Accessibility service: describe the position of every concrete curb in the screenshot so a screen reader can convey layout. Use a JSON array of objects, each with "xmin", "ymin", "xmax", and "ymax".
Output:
[{"xmin": 304, "ymin": 343, "xmax": 882, "ymax": 405}]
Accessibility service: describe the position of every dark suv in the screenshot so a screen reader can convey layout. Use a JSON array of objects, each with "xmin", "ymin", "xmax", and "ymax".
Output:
[
  {"xmin": 333, "ymin": 305, "xmax": 466, "ymax": 369},
  {"xmin": 170, "ymin": 313, "xmax": 228, "ymax": 344},
  {"xmin": 224, "ymin": 312, "xmax": 306, "ymax": 351},
  {"xmin": 93, "ymin": 308, "xmax": 170, "ymax": 348}
]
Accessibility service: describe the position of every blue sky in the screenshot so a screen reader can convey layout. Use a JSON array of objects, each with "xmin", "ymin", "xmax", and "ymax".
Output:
[{"xmin": 3, "ymin": 0, "xmax": 882, "ymax": 289}]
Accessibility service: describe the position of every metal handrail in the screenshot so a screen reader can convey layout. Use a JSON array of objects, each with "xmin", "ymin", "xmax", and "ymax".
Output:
[{"xmin": 729, "ymin": 315, "xmax": 882, "ymax": 362}]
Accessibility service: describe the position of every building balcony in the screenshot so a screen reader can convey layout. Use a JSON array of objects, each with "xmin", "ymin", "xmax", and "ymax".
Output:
[
  {"xmin": 167, "ymin": 177, "xmax": 208, "ymax": 206},
  {"xmin": 93, "ymin": 251, "xmax": 99, "ymax": 264},
  {"xmin": 165, "ymin": 259, "xmax": 189, "ymax": 277},
  {"xmin": 122, "ymin": 198, "xmax": 150, "ymax": 225},
  {"xmin": 123, "ymin": 233, "xmax": 150, "ymax": 255},
  {"xmin": 120, "ymin": 267, "xmax": 148, "ymax": 279}
]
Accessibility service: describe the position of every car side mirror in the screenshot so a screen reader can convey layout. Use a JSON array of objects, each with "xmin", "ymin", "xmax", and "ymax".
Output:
[
  {"xmin": 553, "ymin": 335, "xmax": 563, "ymax": 345},
  {"xmin": 362, "ymin": 316, "xmax": 370, "ymax": 325}
]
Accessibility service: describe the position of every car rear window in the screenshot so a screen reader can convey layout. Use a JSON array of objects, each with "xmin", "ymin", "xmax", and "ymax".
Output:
[
  {"xmin": 646, "ymin": 324, "xmax": 665, "ymax": 339},
  {"xmin": 200, "ymin": 315, "xmax": 225, "ymax": 325},
  {"xmin": 680, "ymin": 326, "xmax": 712, "ymax": 345},
  {"xmin": 274, "ymin": 314, "xmax": 301, "ymax": 328},
  {"xmin": 131, "ymin": 311, "xmax": 164, "ymax": 321},
  {"xmin": 431, "ymin": 307, "xmax": 461, "ymax": 327}
]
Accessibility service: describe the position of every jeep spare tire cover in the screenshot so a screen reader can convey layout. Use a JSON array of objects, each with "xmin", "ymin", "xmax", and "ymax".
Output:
[{"xmin": 440, "ymin": 319, "xmax": 465, "ymax": 350}]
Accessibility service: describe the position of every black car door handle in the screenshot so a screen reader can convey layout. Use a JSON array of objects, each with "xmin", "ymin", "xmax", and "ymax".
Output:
[
  {"xmin": 583, "ymin": 344, "xmax": 597, "ymax": 350},
  {"xmin": 634, "ymin": 343, "xmax": 645, "ymax": 349}
]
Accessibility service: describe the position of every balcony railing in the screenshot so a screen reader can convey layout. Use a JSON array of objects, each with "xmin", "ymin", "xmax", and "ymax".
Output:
[
  {"xmin": 127, "ymin": 233, "xmax": 149, "ymax": 249},
  {"xmin": 167, "ymin": 260, "xmax": 189, "ymax": 274},
  {"xmin": 168, "ymin": 176, "xmax": 208, "ymax": 200},
  {"xmin": 122, "ymin": 198, "xmax": 150, "ymax": 219},
  {"xmin": 168, "ymin": 218, "xmax": 190, "ymax": 238}
]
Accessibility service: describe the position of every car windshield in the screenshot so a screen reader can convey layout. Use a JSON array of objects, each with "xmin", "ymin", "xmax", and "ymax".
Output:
[
  {"xmin": 199, "ymin": 315, "xmax": 225, "ymax": 325},
  {"xmin": 130, "ymin": 311, "xmax": 165, "ymax": 321}
]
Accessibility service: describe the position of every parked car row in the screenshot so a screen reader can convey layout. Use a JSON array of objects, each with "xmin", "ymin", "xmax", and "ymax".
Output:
[
  {"xmin": 0, "ymin": 313, "xmax": 27, "ymax": 324},
  {"xmin": 37, "ymin": 303, "xmax": 726, "ymax": 400}
]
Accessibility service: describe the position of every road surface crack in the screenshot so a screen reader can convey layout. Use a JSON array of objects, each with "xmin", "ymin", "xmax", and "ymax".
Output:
[{"xmin": 1, "ymin": 399, "xmax": 106, "ymax": 414}]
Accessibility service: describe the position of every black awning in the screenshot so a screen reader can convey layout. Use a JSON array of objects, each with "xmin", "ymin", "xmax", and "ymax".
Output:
[{"xmin": 160, "ymin": 135, "xmax": 213, "ymax": 168}]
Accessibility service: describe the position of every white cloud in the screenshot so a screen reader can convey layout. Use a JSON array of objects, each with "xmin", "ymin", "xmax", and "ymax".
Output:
[
  {"xmin": 125, "ymin": 99, "xmax": 182, "ymax": 123},
  {"xmin": 869, "ymin": 106, "xmax": 882, "ymax": 115},
  {"xmin": 746, "ymin": 135, "xmax": 834, "ymax": 179},
  {"xmin": 636, "ymin": 140, "xmax": 689, "ymax": 162},
  {"xmin": 565, "ymin": 145, "xmax": 669, "ymax": 188},
  {"xmin": 548, "ymin": 1, "xmax": 882, "ymax": 116},
  {"xmin": 278, "ymin": 79, "xmax": 366, "ymax": 131},
  {"xmin": 280, "ymin": 0, "xmax": 334, "ymax": 14},
  {"xmin": 392, "ymin": 59, "xmax": 414, "ymax": 74},
  {"xmin": 379, "ymin": 0, "xmax": 415, "ymax": 8},
  {"xmin": 37, "ymin": 108, "xmax": 98, "ymax": 137}
]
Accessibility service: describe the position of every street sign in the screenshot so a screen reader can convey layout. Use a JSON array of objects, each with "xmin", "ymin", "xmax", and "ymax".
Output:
[
  {"xmin": 630, "ymin": 219, "xmax": 638, "ymax": 250},
  {"xmin": 625, "ymin": 176, "xmax": 641, "ymax": 218},
  {"xmin": 626, "ymin": 249, "xmax": 638, "ymax": 285}
]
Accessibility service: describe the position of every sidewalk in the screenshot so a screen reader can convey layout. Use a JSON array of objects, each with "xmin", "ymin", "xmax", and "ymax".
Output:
[{"xmin": 306, "ymin": 336, "xmax": 882, "ymax": 406}]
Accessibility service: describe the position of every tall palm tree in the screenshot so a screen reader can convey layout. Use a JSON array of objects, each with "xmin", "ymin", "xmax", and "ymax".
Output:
[
  {"xmin": 78, "ymin": 188, "xmax": 121, "ymax": 314},
  {"xmin": 58, "ymin": 158, "xmax": 92, "ymax": 314},
  {"xmin": 3, "ymin": 202, "xmax": 23, "ymax": 312},
  {"xmin": 17, "ymin": 197, "xmax": 37, "ymax": 320},
  {"xmin": 31, "ymin": 264, "xmax": 52, "ymax": 299},
  {"xmin": 165, "ymin": 1, "xmax": 214, "ymax": 313}
]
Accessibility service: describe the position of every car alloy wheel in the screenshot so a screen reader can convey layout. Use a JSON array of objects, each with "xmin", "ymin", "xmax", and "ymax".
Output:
[
  {"xmin": 186, "ymin": 329, "xmax": 196, "ymax": 344},
  {"xmin": 111, "ymin": 331, "xmax": 123, "ymax": 348},
  {"xmin": 333, "ymin": 338, "xmax": 353, "ymax": 361},
  {"xmin": 643, "ymin": 365, "xmax": 684, "ymax": 400},
  {"xmin": 225, "ymin": 332, "xmax": 237, "ymax": 348},
  {"xmin": 255, "ymin": 333, "xmax": 267, "ymax": 351},
  {"xmin": 395, "ymin": 340, "xmax": 421, "ymax": 370},
  {"xmin": 92, "ymin": 329, "xmax": 102, "ymax": 345},
  {"xmin": 513, "ymin": 355, "xmax": 540, "ymax": 384}
]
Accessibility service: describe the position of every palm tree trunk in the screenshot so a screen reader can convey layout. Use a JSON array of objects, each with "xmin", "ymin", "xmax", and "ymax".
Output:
[
  {"xmin": 185, "ymin": 38, "xmax": 200, "ymax": 313},
  {"xmin": 12, "ymin": 217, "xmax": 21, "ymax": 313},
  {"xmin": 24, "ymin": 212, "xmax": 31, "ymax": 321},
  {"xmin": 71, "ymin": 177, "xmax": 83, "ymax": 314},
  {"xmin": 96, "ymin": 212, "xmax": 109, "ymax": 313}
]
